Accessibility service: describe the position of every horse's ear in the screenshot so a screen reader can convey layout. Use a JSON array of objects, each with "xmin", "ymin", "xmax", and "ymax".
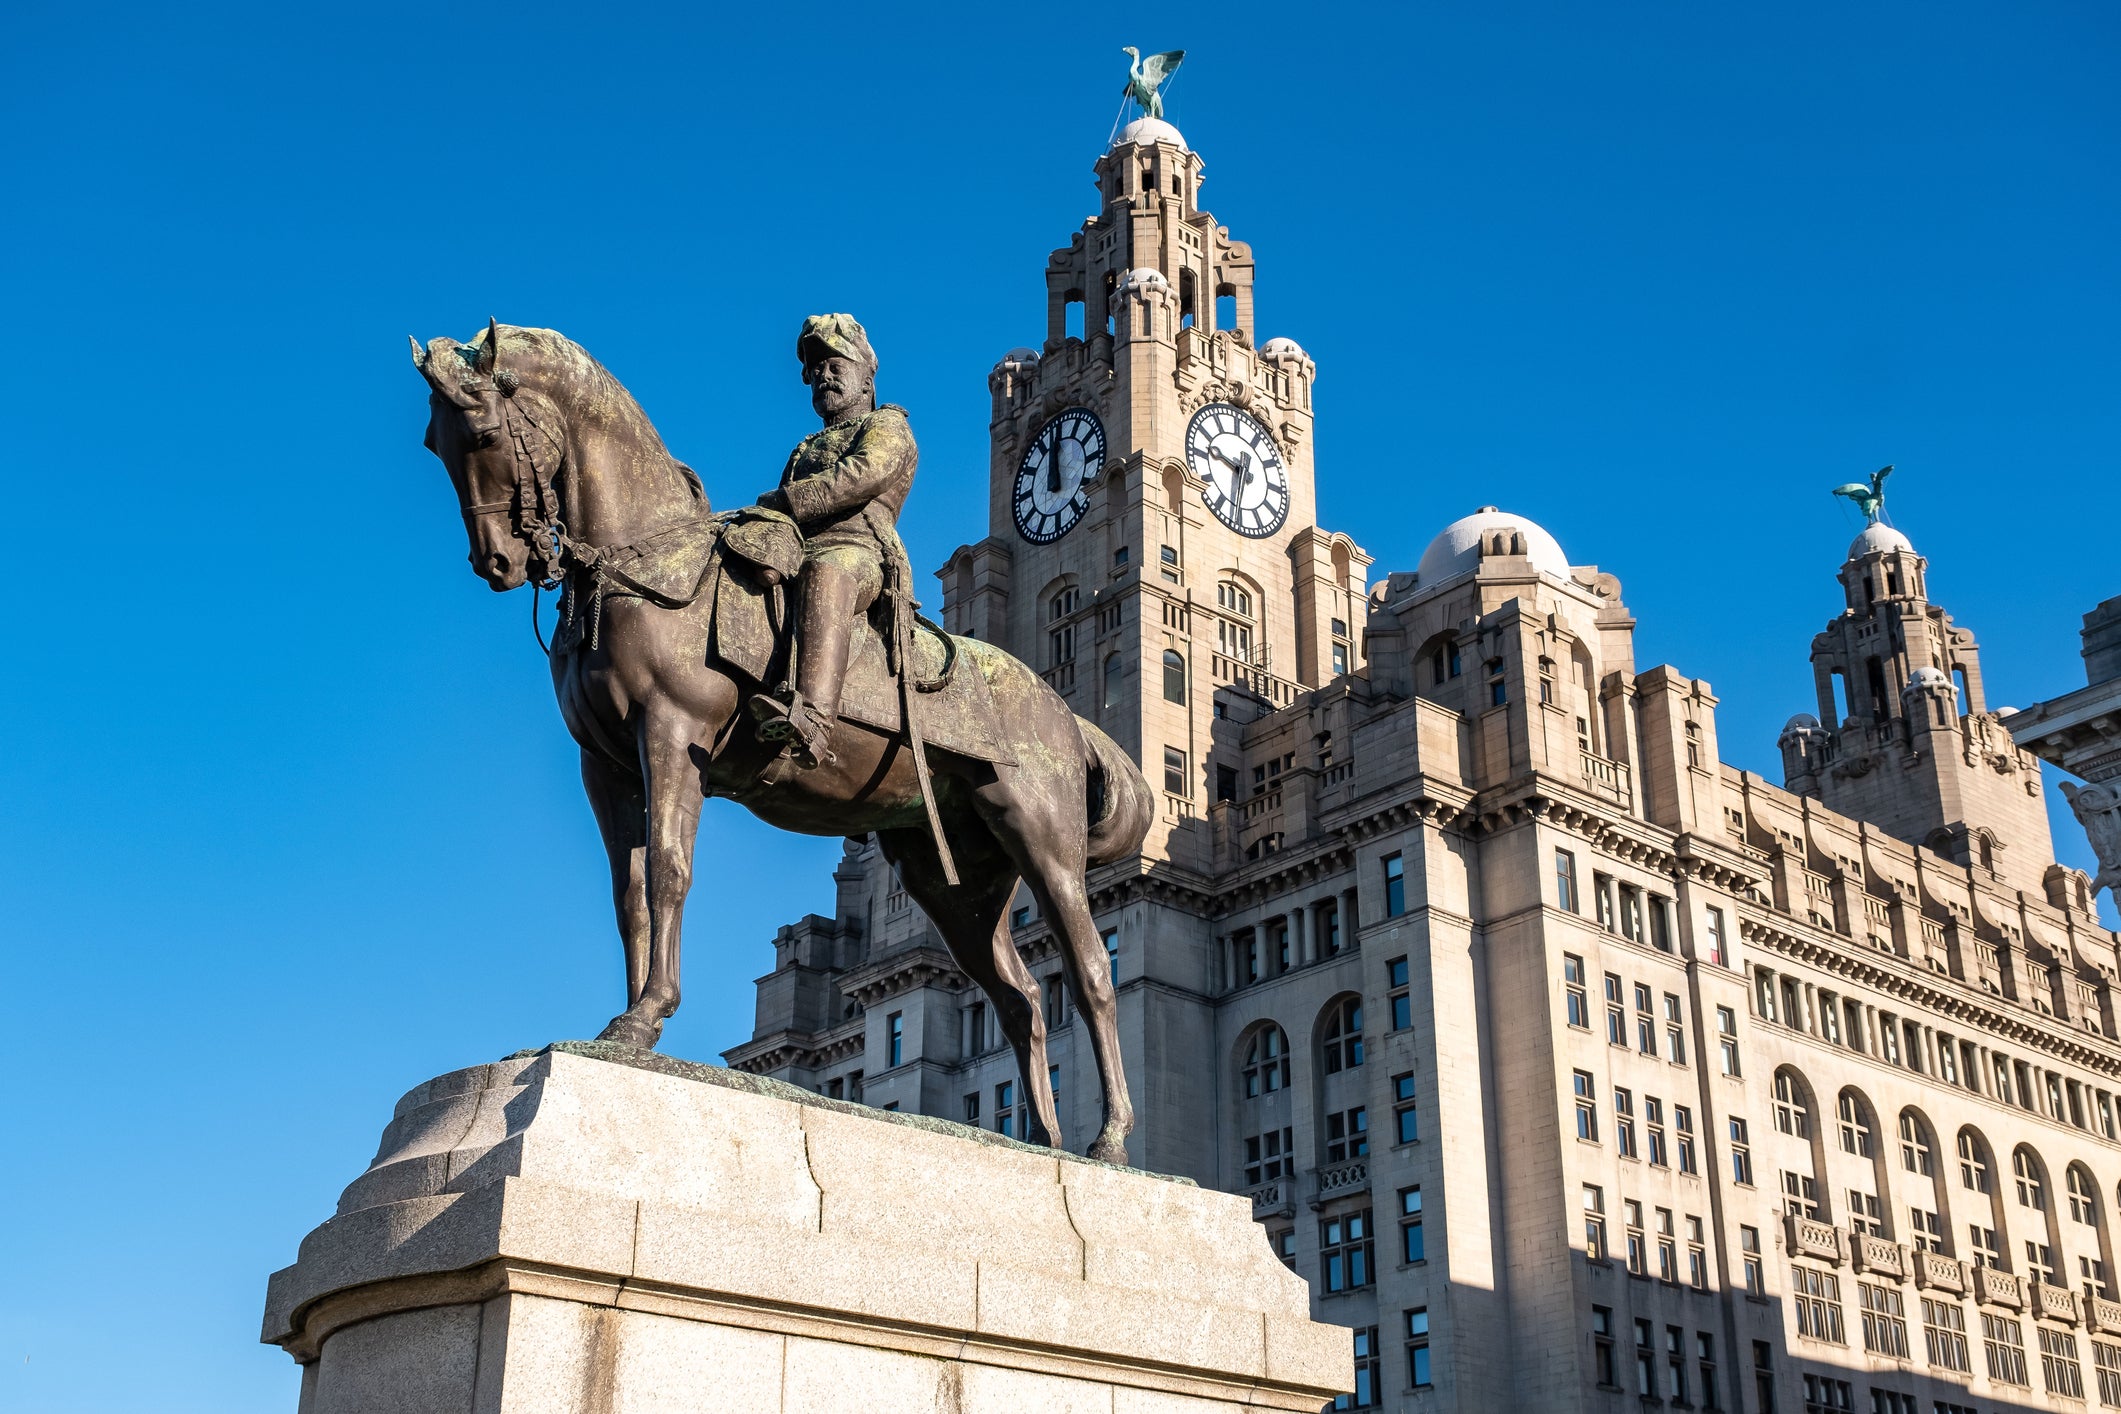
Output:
[
  {"xmin": 408, "ymin": 335, "xmax": 430, "ymax": 375},
  {"xmin": 478, "ymin": 317, "xmax": 501, "ymax": 374}
]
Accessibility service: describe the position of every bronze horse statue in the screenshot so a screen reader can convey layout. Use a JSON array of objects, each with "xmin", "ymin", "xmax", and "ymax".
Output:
[{"xmin": 412, "ymin": 322, "xmax": 1151, "ymax": 1162}]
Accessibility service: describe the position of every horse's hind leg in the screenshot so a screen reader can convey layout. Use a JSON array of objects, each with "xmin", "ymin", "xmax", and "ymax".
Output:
[
  {"xmin": 581, "ymin": 751, "xmax": 649, "ymax": 1008},
  {"xmin": 1014, "ymin": 838, "xmax": 1134, "ymax": 1165},
  {"xmin": 598, "ymin": 718, "xmax": 705, "ymax": 1048},
  {"xmin": 878, "ymin": 826, "xmax": 1061, "ymax": 1148}
]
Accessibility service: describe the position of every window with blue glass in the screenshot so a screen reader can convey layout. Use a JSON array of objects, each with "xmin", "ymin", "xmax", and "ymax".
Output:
[
  {"xmin": 1383, "ymin": 853, "xmax": 1405, "ymax": 917},
  {"xmin": 1321, "ymin": 1211, "xmax": 1374, "ymax": 1294},
  {"xmin": 1393, "ymin": 1072, "xmax": 1419, "ymax": 1143},
  {"xmin": 1399, "ymin": 1186, "xmax": 1425, "ymax": 1263},
  {"xmin": 1101, "ymin": 927, "xmax": 1118, "ymax": 985},
  {"xmin": 1333, "ymin": 1326, "xmax": 1381, "ymax": 1409},
  {"xmin": 886, "ymin": 1012, "xmax": 903, "ymax": 1067},
  {"xmin": 1388, "ymin": 956, "xmax": 1411, "ymax": 1029},
  {"xmin": 1406, "ymin": 1307, "xmax": 1431, "ymax": 1388}
]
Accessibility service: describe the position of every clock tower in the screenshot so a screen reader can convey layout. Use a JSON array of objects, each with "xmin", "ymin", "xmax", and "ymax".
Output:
[{"xmin": 940, "ymin": 113, "xmax": 1372, "ymax": 875}]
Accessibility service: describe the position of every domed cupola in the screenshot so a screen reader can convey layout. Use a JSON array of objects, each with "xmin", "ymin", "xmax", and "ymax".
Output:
[
  {"xmin": 1414, "ymin": 507, "xmax": 1573, "ymax": 586},
  {"xmin": 1840, "ymin": 519, "xmax": 1926, "ymax": 611}
]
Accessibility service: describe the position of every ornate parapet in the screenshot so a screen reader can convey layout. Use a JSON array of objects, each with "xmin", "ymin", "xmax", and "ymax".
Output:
[
  {"xmin": 1913, "ymin": 1250, "xmax": 1967, "ymax": 1294},
  {"xmin": 1974, "ymin": 1265, "xmax": 2025, "ymax": 1311},
  {"xmin": 1309, "ymin": 1160, "xmax": 1370, "ymax": 1210},
  {"xmin": 2032, "ymin": 1280, "xmax": 2083, "ymax": 1326},
  {"xmin": 1249, "ymin": 1178, "xmax": 1296, "ymax": 1221},
  {"xmin": 1851, "ymin": 1233, "xmax": 1907, "ymax": 1281},
  {"xmin": 1786, "ymin": 1213, "xmax": 1847, "ymax": 1266},
  {"xmin": 2086, "ymin": 1295, "xmax": 2121, "ymax": 1335}
]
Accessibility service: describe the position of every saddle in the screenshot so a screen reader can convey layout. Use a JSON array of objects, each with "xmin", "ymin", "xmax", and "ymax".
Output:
[{"xmin": 580, "ymin": 511, "xmax": 1014, "ymax": 767}]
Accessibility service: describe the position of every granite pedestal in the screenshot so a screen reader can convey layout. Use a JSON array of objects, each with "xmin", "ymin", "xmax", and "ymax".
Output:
[{"xmin": 263, "ymin": 1043, "xmax": 1351, "ymax": 1412}]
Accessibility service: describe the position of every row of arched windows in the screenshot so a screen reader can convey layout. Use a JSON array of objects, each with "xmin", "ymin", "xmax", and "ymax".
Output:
[{"xmin": 1774, "ymin": 1065, "xmax": 2116, "ymax": 1293}]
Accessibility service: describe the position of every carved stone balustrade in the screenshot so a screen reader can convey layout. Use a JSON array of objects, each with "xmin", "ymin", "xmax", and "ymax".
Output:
[
  {"xmin": 2031, "ymin": 1281, "xmax": 2082, "ymax": 1326},
  {"xmin": 1913, "ymin": 1251, "xmax": 1967, "ymax": 1294},
  {"xmin": 1786, "ymin": 1213, "xmax": 1847, "ymax": 1266},
  {"xmin": 1974, "ymin": 1266, "xmax": 2024, "ymax": 1310},
  {"xmin": 1851, "ymin": 1234, "xmax": 1906, "ymax": 1281},
  {"xmin": 1309, "ymin": 1161, "xmax": 1370, "ymax": 1210},
  {"xmin": 2087, "ymin": 1296, "xmax": 2121, "ymax": 1336},
  {"xmin": 1249, "ymin": 1179, "xmax": 1295, "ymax": 1221}
]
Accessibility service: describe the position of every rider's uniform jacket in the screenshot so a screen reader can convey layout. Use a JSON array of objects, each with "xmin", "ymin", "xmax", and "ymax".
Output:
[{"xmin": 775, "ymin": 404, "xmax": 917, "ymax": 557}]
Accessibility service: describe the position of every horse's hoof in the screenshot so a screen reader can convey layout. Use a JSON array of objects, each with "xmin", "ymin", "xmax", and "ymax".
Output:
[
  {"xmin": 595, "ymin": 1012, "xmax": 661, "ymax": 1049},
  {"xmin": 1088, "ymin": 1137, "xmax": 1130, "ymax": 1166}
]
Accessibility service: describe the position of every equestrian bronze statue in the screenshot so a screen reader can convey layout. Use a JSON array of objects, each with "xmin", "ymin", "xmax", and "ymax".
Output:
[{"xmin": 412, "ymin": 318, "xmax": 1150, "ymax": 1163}]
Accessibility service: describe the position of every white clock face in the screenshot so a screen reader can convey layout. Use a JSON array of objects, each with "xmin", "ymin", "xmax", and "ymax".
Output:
[
  {"xmin": 1188, "ymin": 404, "xmax": 1289, "ymax": 538},
  {"xmin": 1013, "ymin": 407, "xmax": 1107, "ymax": 544}
]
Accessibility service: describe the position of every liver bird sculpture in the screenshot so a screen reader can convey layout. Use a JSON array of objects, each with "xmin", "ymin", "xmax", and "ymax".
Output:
[
  {"xmin": 1121, "ymin": 47, "xmax": 1185, "ymax": 119},
  {"xmin": 1831, "ymin": 464, "xmax": 1894, "ymax": 525}
]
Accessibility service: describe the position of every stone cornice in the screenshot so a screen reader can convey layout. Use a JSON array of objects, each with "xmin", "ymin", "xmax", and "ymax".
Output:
[
  {"xmin": 838, "ymin": 945, "xmax": 969, "ymax": 1009},
  {"xmin": 721, "ymin": 1016, "xmax": 867, "ymax": 1076},
  {"xmin": 1739, "ymin": 910, "xmax": 2121, "ymax": 1078}
]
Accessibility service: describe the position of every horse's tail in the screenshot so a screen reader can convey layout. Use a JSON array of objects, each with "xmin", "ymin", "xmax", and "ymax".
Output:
[{"xmin": 1080, "ymin": 719, "xmax": 1154, "ymax": 868}]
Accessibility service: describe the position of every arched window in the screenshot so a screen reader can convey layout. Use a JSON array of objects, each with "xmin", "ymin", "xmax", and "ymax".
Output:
[
  {"xmin": 1241, "ymin": 1025, "xmax": 1289, "ymax": 1098},
  {"xmin": 2016, "ymin": 1149, "xmax": 2048, "ymax": 1211},
  {"xmin": 1772, "ymin": 1070, "xmax": 1810, "ymax": 1138},
  {"xmin": 1837, "ymin": 1092, "xmax": 1873, "ymax": 1157},
  {"xmin": 2070, "ymin": 1166, "xmax": 2099, "ymax": 1225},
  {"xmin": 1899, "ymin": 1112, "xmax": 1935, "ymax": 1176},
  {"xmin": 1321, "ymin": 996, "xmax": 1364, "ymax": 1073},
  {"xmin": 1162, "ymin": 649, "xmax": 1186, "ymax": 704},
  {"xmin": 1959, "ymin": 1131, "xmax": 1991, "ymax": 1193},
  {"xmin": 1102, "ymin": 653, "xmax": 1123, "ymax": 709}
]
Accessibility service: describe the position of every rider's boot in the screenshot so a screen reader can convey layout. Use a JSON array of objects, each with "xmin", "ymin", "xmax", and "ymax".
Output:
[{"xmin": 751, "ymin": 561, "xmax": 860, "ymax": 769}]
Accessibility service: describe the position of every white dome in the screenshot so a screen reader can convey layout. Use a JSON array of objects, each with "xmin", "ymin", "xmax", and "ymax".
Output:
[
  {"xmin": 1116, "ymin": 267, "xmax": 1170, "ymax": 296},
  {"xmin": 1114, "ymin": 117, "xmax": 1188, "ymax": 151},
  {"xmin": 1258, "ymin": 336, "xmax": 1308, "ymax": 364},
  {"xmin": 1415, "ymin": 507, "xmax": 1572, "ymax": 584},
  {"xmin": 1908, "ymin": 666, "xmax": 1951, "ymax": 690},
  {"xmin": 993, "ymin": 347, "xmax": 1039, "ymax": 370},
  {"xmin": 1784, "ymin": 712, "xmax": 1823, "ymax": 731},
  {"xmin": 1848, "ymin": 522, "xmax": 1914, "ymax": 560}
]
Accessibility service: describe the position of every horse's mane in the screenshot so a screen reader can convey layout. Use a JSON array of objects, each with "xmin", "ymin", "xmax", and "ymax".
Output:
[{"xmin": 493, "ymin": 325, "xmax": 706, "ymax": 505}]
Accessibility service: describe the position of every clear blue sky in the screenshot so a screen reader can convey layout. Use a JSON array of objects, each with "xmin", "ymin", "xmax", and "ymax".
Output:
[{"xmin": 3, "ymin": 3, "xmax": 2114, "ymax": 1407}]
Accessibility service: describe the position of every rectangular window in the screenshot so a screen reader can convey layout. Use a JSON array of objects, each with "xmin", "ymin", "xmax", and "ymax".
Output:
[
  {"xmin": 1656, "ymin": 1207, "xmax": 1677, "ymax": 1282},
  {"xmin": 1596, "ymin": 874, "xmax": 1616, "ymax": 932},
  {"xmin": 1922, "ymin": 1297, "xmax": 1970, "ymax": 1372},
  {"xmin": 1705, "ymin": 904, "xmax": 1727, "ymax": 966},
  {"xmin": 1399, "ymin": 1186, "xmax": 1425, "ymax": 1263},
  {"xmin": 1645, "ymin": 1096, "xmax": 1669, "ymax": 1168},
  {"xmin": 1320, "ymin": 1211, "xmax": 1374, "ymax": 1293},
  {"xmin": 1556, "ymin": 849, "xmax": 1579, "ymax": 913},
  {"xmin": 994, "ymin": 1080, "xmax": 1017, "ymax": 1138},
  {"xmin": 1696, "ymin": 1332, "xmax": 1718, "ymax": 1410},
  {"xmin": 1635, "ymin": 982, "xmax": 1657, "ymax": 1057},
  {"xmin": 962, "ymin": 1091, "xmax": 979, "ymax": 1123},
  {"xmin": 1664, "ymin": 993, "xmax": 1686, "ymax": 1064},
  {"xmin": 886, "ymin": 1011, "xmax": 904, "ymax": 1066},
  {"xmin": 1859, "ymin": 1282, "xmax": 1909, "ymax": 1358},
  {"xmin": 1392, "ymin": 1072, "xmax": 1419, "ymax": 1145},
  {"xmin": 1983, "ymin": 1312, "xmax": 2029, "ymax": 1386},
  {"xmin": 1382, "ymin": 853, "xmax": 1405, "ymax": 917},
  {"xmin": 1593, "ymin": 1307, "xmax": 1616, "ymax": 1387},
  {"xmin": 1782, "ymin": 1170, "xmax": 1821, "ymax": 1220},
  {"xmin": 1908, "ymin": 1207, "xmax": 1943, "ymax": 1254},
  {"xmin": 1625, "ymin": 1199, "xmax": 1646, "ymax": 1275},
  {"xmin": 1584, "ymin": 1185, "xmax": 1606, "ymax": 1260},
  {"xmin": 1102, "ymin": 927, "xmax": 1118, "ymax": 986},
  {"xmin": 1729, "ymin": 1116, "xmax": 1753, "ymax": 1185},
  {"xmin": 1636, "ymin": 1320, "xmax": 1656, "ymax": 1396},
  {"xmin": 1800, "ymin": 1375, "xmax": 1852, "ymax": 1412},
  {"xmin": 1848, "ymin": 1189, "xmax": 1883, "ymax": 1237},
  {"xmin": 1615, "ymin": 1087, "xmax": 1637, "ymax": 1157},
  {"xmin": 1324, "ymin": 1107, "xmax": 1368, "ymax": 1163},
  {"xmin": 1620, "ymin": 885, "xmax": 1645, "ymax": 943},
  {"xmin": 1405, "ymin": 1307, "xmax": 1430, "ymax": 1388},
  {"xmin": 1605, "ymin": 973, "xmax": 1626, "ymax": 1046},
  {"xmin": 2092, "ymin": 1338, "xmax": 2121, "ymax": 1405},
  {"xmin": 2041, "ymin": 1326, "xmax": 2086, "ymax": 1399},
  {"xmin": 1793, "ymin": 1266, "xmax": 1846, "ymax": 1343},
  {"xmin": 1573, "ymin": 1070, "xmax": 1599, "ymax": 1142},
  {"xmin": 1387, "ymin": 956, "xmax": 1411, "ymax": 1030},
  {"xmin": 1755, "ymin": 966, "xmax": 1778, "ymax": 1021},
  {"xmin": 1564, "ymin": 953, "xmax": 1589, "ymax": 1027},
  {"xmin": 1163, "ymin": 746, "xmax": 1187, "ymax": 796},
  {"xmin": 1687, "ymin": 1215, "xmax": 1707, "ymax": 1289},
  {"xmin": 1968, "ymin": 1225, "xmax": 2002, "ymax": 1270},
  {"xmin": 1242, "ymin": 1126, "xmax": 1294, "ymax": 1186},
  {"xmin": 1332, "ymin": 1325, "xmax": 1380, "ymax": 1411},
  {"xmin": 1742, "ymin": 1224, "xmax": 1764, "ymax": 1295},
  {"xmin": 1649, "ymin": 895, "xmax": 1672, "ymax": 952},
  {"xmin": 1675, "ymin": 1105, "xmax": 1697, "ymax": 1174},
  {"xmin": 1717, "ymin": 1005, "xmax": 1740, "ymax": 1075}
]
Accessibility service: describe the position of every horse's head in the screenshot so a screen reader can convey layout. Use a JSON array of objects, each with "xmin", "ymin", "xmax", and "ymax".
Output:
[{"xmin": 412, "ymin": 319, "xmax": 553, "ymax": 591}]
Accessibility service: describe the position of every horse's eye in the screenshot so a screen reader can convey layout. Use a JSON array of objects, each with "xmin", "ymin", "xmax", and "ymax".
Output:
[{"xmin": 476, "ymin": 429, "xmax": 499, "ymax": 449}]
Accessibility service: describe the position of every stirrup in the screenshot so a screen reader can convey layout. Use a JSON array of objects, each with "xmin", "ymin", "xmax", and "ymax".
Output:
[{"xmin": 750, "ymin": 693, "xmax": 835, "ymax": 769}]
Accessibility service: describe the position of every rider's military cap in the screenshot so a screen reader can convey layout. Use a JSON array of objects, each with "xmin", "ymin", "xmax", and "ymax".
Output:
[{"xmin": 796, "ymin": 313, "xmax": 877, "ymax": 372}]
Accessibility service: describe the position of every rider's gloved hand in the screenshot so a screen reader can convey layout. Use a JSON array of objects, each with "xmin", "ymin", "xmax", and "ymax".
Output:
[{"xmin": 755, "ymin": 488, "xmax": 791, "ymax": 515}]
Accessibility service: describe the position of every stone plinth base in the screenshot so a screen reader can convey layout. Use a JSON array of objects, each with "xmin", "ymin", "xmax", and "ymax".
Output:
[{"xmin": 263, "ymin": 1043, "xmax": 1349, "ymax": 1412}]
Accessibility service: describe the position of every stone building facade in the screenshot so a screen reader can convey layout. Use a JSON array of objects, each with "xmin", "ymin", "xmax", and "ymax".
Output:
[{"xmin": 726, "ymin": 114, "xmax": 2121, "ymax": 1414}]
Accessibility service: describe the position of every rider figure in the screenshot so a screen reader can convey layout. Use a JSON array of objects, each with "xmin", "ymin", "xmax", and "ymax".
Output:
[{"xmin": 749, "ymin": 314, "xmax": 917, "ymax": 770}]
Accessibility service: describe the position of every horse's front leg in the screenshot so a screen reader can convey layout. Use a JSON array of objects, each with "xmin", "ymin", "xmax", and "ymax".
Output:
[
  {"xmin": 596, "ymin": 720, "xmax": 703, "ymax": 1049},
  {"xmin": 580, "ymin": 751, "xmax": 649, "ymax": 1010}
]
